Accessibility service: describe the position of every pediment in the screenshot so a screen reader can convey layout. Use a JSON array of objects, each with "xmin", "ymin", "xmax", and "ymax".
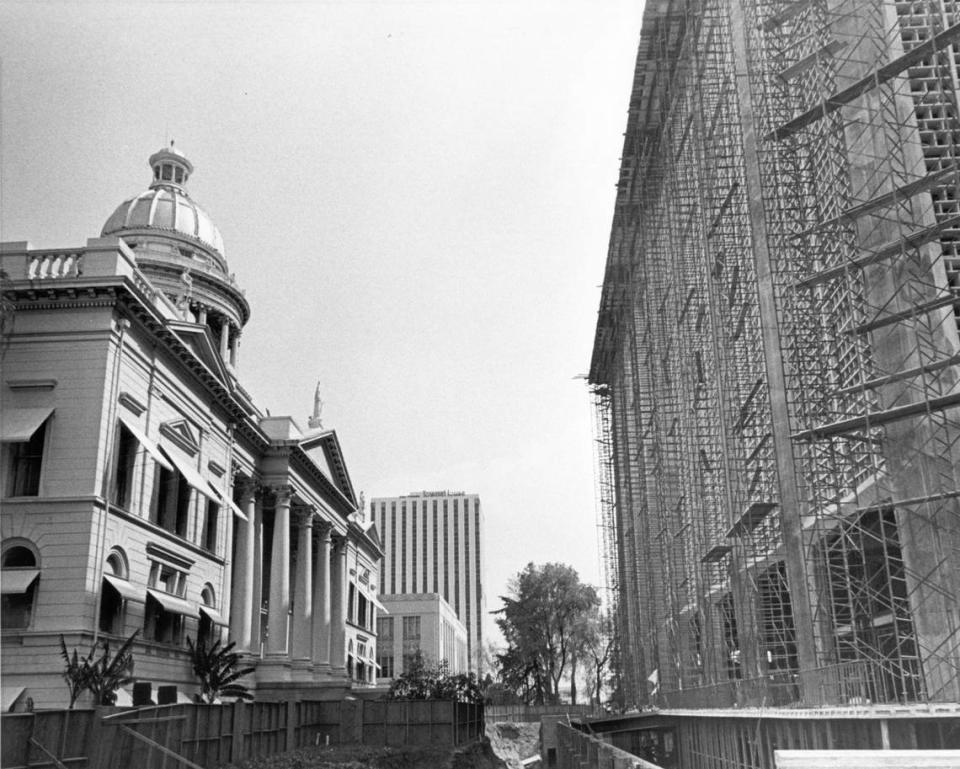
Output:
[
  {"xmin": 167, "ymin": 320, "xmax": 231, "ymax": 385},
  {"xmin": 159, "ymin": 419, "xmax": 200, "ymax": 456},
  {"xmin": 300, "ymin": 429, "xmax": 357, "ymax": 506}
]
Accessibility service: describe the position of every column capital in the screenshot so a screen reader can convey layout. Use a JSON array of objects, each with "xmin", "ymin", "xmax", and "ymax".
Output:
[
  {"xmin": 294, "ymin": 507, "xmax": 315, "ymax": 528},
  {"xmin": 314, "ymin": 519, "xmax": 334, "ymax": 541},
  {"xmin": 332, "ymin": 533, "xmax": 350, "ymax": 555},
  {"xmin": 270, "ymin": 485, "xmax": 295, "ymax": 506},
  {"xmin": 234, "ymin": 476, "xmax": 258, "ymax": 504}
]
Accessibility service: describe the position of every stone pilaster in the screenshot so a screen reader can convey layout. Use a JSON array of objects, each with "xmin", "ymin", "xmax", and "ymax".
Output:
[
  {"xmin": 229, "ymin": 479, "xmax": 257, "ymax": 651},
  {"xmin": 330, "ymin": 534, "xmax": 348, "ymax": 673},
  {"xmin": 266, "ymin": 486, "xmax": 292, "ymax": 656},
  {"xmin": 291, "ymin": 508, "xmax": 314, "ymax": 665},
  {"xmin": 312, "ymin": 520, "xmax": 333, "ymax": 675}
]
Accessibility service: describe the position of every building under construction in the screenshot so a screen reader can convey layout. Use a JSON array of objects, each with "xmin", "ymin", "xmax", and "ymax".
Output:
[{"xmin": 588, "ymin": 0, "xmax": 960, "ymax": 761}]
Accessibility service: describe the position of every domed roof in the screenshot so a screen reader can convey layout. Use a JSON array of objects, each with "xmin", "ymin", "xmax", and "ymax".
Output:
[{"xmin": 101, "ymin": 144, "xmax": 225, "ymax": 258}]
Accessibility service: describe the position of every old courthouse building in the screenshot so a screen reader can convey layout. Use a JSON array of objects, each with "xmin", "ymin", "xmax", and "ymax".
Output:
[{"xmin": 0, "ymin": 146, "xmax": 383, "ymax": 708}]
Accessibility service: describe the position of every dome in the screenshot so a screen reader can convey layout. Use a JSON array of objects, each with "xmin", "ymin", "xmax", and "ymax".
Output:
[{"xmin": 101, "ymin": 144, "xmax": 225, "ymax": 259}]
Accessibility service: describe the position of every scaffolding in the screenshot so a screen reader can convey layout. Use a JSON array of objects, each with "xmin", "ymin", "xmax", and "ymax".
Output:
[{"xmin": 589, "ymin": 0, "xmax": 960, "ymax": 713}]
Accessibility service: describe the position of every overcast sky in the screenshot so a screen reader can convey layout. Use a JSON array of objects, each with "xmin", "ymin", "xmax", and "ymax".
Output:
[{"xmin": 0, "ymin": 0, "xmax": 643, "ymax": 648}]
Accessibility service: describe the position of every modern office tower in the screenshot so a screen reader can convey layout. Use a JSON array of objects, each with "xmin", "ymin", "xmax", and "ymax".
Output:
[
  {"xmin": 590, "ymin": 0, "xmax": 960, "ymax": 723},
  {"xmin": 370, "ymin": 492, "xmax": 485, "ymax": 672}
]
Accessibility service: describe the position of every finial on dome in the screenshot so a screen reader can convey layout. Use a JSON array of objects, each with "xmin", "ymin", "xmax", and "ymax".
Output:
[{"xmin": 308, "ymin": 381, "xmax": 324, "ymax": 429}]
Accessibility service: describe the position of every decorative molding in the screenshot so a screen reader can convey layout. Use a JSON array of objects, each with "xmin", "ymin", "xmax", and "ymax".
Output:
[
  {"xmin": 207, "ymin": 460, "xmax": 226, "ymax": 478},
  {"xmin": 159, "ymin": 419, "xmax": 200, "ymax": 456},
  {"xmin": 118, "ymin": 391, "xmax": 147, "ymax": 415},
  {"xmin": 6, "ymin": 379, "xmax": 57, "ymax": 391},
  {"xmin": 145, "ymin": 542, "xmax": 195, "ymax": 571}
]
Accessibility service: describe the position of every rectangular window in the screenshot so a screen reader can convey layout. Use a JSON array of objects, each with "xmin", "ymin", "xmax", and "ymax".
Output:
[
  {"xmin": 421, "ymin": 500, "xmax": 428, "ymax": 593},
  {"xmin": 402, "ymin": 615, "xmax": 421, "ymax": 640},
  {"xmin": 112, "ymin": 423, "xmax": 137, "ymax": 509},
  {"xmin": 454, "ymin": 498, "xmax": 460, "ymax": 615},
  {"xmin": 348, "ymin": 583, "xmax": 356, "ymax": 624},
  {"xmin": 401, "ymin": 502, "xmax": 408, "ymax": 593},
  {"xmin": 390, "ymin": 503, "xmax": 397, "ymax": 594},
  {"xmin": 358, "ymin": 592, "xmax": 368, "ymax": 628},
  {"xmin": 6, "ymin": 420, "xmax": 47, "ymax": 497},
  {"xmin": 433, "ymin": 501, "xmax": 439, "ymax": 593},
  {"xmin": 203, "ymin": 499, "xmax": 219, "ymax": 552},
  {"xmin": 443, "ymin": 500, "xmax": 449, "ymax": 601},
  {"xmin": 475, "ymin": 501, "xmax": 482, "ymax": 648},
  {"xmin": 144, "ymin": 596, "xmax": 183, "ymax": 644},
  {"xmin": 411, "ymin": 504, "xmax": 417, "ymax": 593},
  {"xmin": 377, "ymin": 655, "xmax": 395, "ymax": 678},
  {"xmin": 151, "ymin": 464, "xmax": 192, "ymax": 537},
  {"xmin": 464, "ymin": 504, "xmax": 470, "ymax": 642},
  {"xmin": 377, "ymin": 615, "xmax": 394, "ymax": 639}
]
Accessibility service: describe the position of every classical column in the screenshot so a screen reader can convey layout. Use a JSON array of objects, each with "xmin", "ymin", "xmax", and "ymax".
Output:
[
  {"xmin": 251, "ymin": 493, "xmax": 264, "ymax": 653},
  {"xmin": 266, "ymin": 487, "xmax": 292, "ymax": 656},
  {"xmin": 330, "ymin": 534, "xmax": 348, "ymax": 672},
  {"xmin": 229, "ymin": 480, "xmax": 257, "ymax": 650},
  {"xmin": 219, "ymin": 318, "xmax": 230, "ymax": 361},
  {"xmin": 312, "ymin": 521, "xmax": 333, "ymax": 671},
  {"xmin": 197, "ymin": 305, "xmax": 208, "ymax": 325},
  {"xmin": 291, "ymin": 509, "xmax": 314, "ymax": 664},
  {"xmin": 230, "ymin": 330, "xmax": 241, "ymax": 368}
]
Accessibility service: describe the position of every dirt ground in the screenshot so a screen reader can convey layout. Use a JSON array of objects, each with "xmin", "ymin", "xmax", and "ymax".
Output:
[{"xmin": 485, "ymin": 723, "xmax": 542, "ymax": 769}]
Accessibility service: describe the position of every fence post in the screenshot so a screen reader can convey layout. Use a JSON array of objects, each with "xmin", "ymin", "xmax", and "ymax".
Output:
[
  {"xmin": 286, "ymin": 700, "xmax": 297, "ymax": 750},
  {"xmin": 230, "ymin": 702, "xmax": 244, "ymax": 765}
]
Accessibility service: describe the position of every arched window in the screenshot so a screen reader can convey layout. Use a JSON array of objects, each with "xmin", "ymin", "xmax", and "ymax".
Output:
[
  {"xmin": 1, "ymin": 542, "xmax": 39, "ymax": 629},
  {"xmin": 100, "ymin": 548, "xmax": 134, "ymax": 635},
  {"xmin": 197, "ymin": 584, "xmax": 220, "ymax": 649}
]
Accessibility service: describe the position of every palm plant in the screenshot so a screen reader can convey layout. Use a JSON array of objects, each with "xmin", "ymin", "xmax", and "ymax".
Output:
[
  {"xmin": 60, "ymin": 630, "xmax": 138, "ymax": 707},
  {"xmin": 187, "ymin": 637, "xmax": 255, "ymax": 703}
]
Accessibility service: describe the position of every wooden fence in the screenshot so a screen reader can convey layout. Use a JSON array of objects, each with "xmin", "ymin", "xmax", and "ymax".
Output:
[
  {"xmin": 485, "ymin": 703, "xmax": 605, "ymax": 724},
  {"xmin": 1, "ymin": 699, "xmax": 484, "ymax": 769}
]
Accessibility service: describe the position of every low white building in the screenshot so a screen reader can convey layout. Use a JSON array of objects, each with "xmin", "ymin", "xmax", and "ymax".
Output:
[{"xmin": 375, "ymin": 593, "xmax": 468, "ymax": 682}]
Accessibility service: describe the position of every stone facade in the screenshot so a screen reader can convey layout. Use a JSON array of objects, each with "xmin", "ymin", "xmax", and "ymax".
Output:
[{"xmin": 0, "ymin": 148, "xmax": 383, "ymax": 709}]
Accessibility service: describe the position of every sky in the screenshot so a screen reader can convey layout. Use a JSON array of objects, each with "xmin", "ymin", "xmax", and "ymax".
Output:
[{"xmin": 0, "ymin": 0, "xmax": 643, "ymax": 648}]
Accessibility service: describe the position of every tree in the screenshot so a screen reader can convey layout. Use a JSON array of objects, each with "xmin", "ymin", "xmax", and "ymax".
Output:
[
  {"xmin": 385, "ymin": 650, "xmax": 483, "ymax": 703},
  {"xmin": 188, "ymin": 637, "xmax": 255, "ymax": 703},
  {"xmin": 494, "ymin": 562, "xmax": 600, "ymax": 705},
  {"xmin": 60, "ymin": 631, "xmax": 139, "ymax": 708},
  {"xmin": 578, "ymin": 607, "xmax": 615, "ymax": 705}
]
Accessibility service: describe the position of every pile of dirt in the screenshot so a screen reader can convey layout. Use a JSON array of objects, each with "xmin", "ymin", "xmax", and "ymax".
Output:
[{"xmin": 485, "ymin": 723, "xmax": 541, "ymax": 769}]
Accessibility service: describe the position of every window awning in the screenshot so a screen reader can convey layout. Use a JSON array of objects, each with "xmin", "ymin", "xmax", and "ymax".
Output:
[
  {"xmin": 215, "ymin": 488, "xmax": 248, "ymax": 522},
  {"xmin": 1, "ymin": 408, "xmax": 53, "ymax": 443},
  {"xmin": 146, "ymin": 588, "xmax": 200, "ymax": 618},
  {"xmin": 103, "ymin": 574, "xmax": 142, "ymax": 602},
  {"xmin": 1, "ymin": 569, "xmax": 40, "ymax": 594},
  {"xmin": 364, "ymin": 589, "xmax": 388, "ymax": 614},
  {"xmin": 118, "ymin": 414, "xmax": 173, "ymax": 471},
  {"xmin": 159, "ymin": 446, "xmax": 218, "ymax": 503},
  {"xmin": 199, "ymin": 605, "xmax": 228, "ymax": 627},
  {"xmin": 2, "ymin": 686, "xmax": 26, "ymax": 712}
]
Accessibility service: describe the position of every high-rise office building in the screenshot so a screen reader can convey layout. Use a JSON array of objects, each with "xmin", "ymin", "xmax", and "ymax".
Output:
[
  {"xmin": 590, "ymin": 0, "xmax": 960, "ymax": 721},
  {"xmin": 370, "ymin": 491, "xmax": 485, "ymax": 672}
]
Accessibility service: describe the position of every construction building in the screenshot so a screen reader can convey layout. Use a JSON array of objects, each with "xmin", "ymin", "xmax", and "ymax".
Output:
[
  {"xmin": 370, "ymin": 491, "xmax": 485, "ymax": 672},
  {"xmin": 588, "ymin": 0, "xmax": 960, "ymax": 763}
]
